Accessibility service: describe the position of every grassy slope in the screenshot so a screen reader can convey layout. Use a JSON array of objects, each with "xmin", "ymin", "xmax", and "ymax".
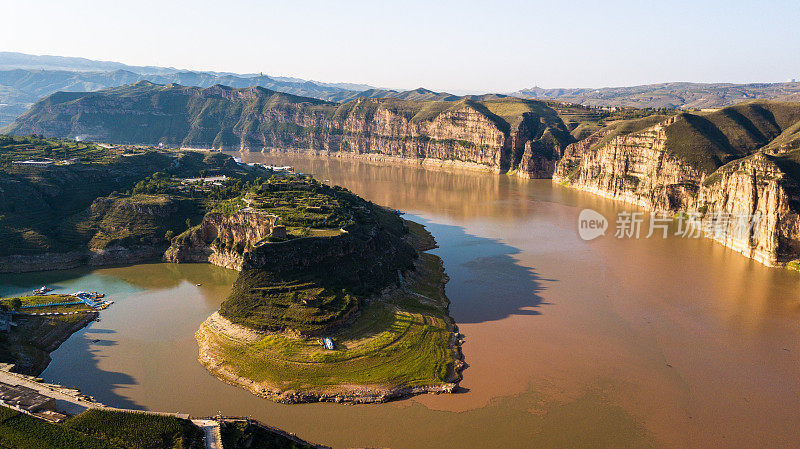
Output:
[
  {"xmin": 664, "ymin": 101, "xmax": 800, "ymax": 172},
  {"xmin": 0, "ymin": 406, "xmax": 203, "ymax": 449},
  {"xmin": 8, "ymin": 82, "xmax": 577, "ymax": 150},
  {"xmin": 218, "ymin": 180, "xmax": 415, "ymax": 334},
  {"xmin": 0, "ymin": 141, "xmax": 265, "ymax": 256},
  {"xmin": 204, "ymin": 221, "xmax": 456, "ymax": 393},
  {"xmin": 587, "ymin": 114, "xmax": 670, "ymax": 150},
  {"xmin": 61, "ymin": 193, "xmax": 204, "ymax": 251},
  {"xmin": 0, "ymin": 134, "xmax": 117, "ymax": 165}
]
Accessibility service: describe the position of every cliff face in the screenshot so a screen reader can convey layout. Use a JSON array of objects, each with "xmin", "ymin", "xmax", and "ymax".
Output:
[
  {"xmin": 555, "ymin": 117, "xmax": 705, "ymax": 210},
  {"xmin": 6, "ymin": 82, "xmax": 574, "ymax": 178},
  {"xmin": 165, "ymin": 210, "xmax": 280, "ymax": 270},
  {"xmin": 692, "ymin": 154, "xmax": 800, "ymax": 265},
  {"xmin": 554, "ymin": 105, "xmax": 800, "ymax": 266}
]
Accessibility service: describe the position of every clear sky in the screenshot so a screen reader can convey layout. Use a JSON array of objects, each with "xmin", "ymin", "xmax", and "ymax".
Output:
[{"xmin": 4, "ymin": 0, "xmax": 800, "ymax": 93}]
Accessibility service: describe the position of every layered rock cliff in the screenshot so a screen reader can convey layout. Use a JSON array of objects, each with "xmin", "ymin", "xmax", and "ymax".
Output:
[
  {"xmin": 555, "ymin": 116, "xmax": 705, "ymax": 210},
  {"xmin": 691, "ymin": 153, "xmax": 800, "ymax": 265},
  {"xmin": 4, "ymin": 82, "xmax": 574, "ymax": 178},
  {"xmin": 554, "ymin": 101, "xmax": 800, "ymax": 266},
  {"xmin": 164, "ymin": 210, "xmax": 280, "ymax": 270}
]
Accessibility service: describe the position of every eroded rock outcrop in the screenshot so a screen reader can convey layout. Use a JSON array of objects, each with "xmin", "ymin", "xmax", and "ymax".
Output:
[
  {"xmin": 164, "ymin": 210, "xmax": 280, "ymax": 270},
  {"xmin": 691, "ymin": 154, "xmax": 800, "ymax": 265},
  {"xmin": 554, "ymin": 116, "xmax": 704, "ymax": 210},
  {"xmin": 554, "ymin": 113, "xmax": 800, "ymax": 266}
]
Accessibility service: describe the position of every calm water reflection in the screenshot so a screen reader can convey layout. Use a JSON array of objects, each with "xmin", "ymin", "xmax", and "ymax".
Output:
[{"xmin": 2, "ymin": 153, "xmax": 799, "ymax": 449}]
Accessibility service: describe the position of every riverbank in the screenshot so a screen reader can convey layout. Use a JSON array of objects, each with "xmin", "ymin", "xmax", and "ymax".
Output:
[
  {"xmin": 1, "ymin": 311, "xmax": 98, "ymax": 376},
  {"xmin": 195, "ymin": 221, "xmax": 464, "ymax": 404},
  {"xmin": 0, "ymin": 246, "xmax": 168, "ymax": 274},
  {"xmin": 244, "ymin": 147, "xmax": 502, "ymax": 176}
]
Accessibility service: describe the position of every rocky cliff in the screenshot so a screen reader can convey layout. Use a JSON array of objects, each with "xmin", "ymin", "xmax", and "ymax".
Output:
[
  {"xmin": 165, "ymin": 210, "xmax": 280, "ymax": 270},
  {"xmin": 4, "ymin": 82, "xmax": 574, "ymax": 178},
  {"xmin": 555, "ymin": 116, "xmax": 705, "ymax": 210},
  {"xmin": 692, "ymin": 153, "xmax": 800, "ymax": 265},
  {"xmin": 554, "ymin": 101, "xmax": 800, "ymax": 266}
]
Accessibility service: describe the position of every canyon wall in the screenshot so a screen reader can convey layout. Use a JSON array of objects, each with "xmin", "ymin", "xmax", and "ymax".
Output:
[
  {"xmin": 554, "ymin": 116, "xmax": 800, "ymax": 266},
  {"xmin": 690, "ymin": 154, "xmax": 800, "ymax": 265},
  {"xmin": 5, "ymin": 83, "xmax": 574, "ymax": 178}
]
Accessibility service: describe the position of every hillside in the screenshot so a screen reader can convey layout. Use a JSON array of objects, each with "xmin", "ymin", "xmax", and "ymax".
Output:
[
  {"xmin": 512, "ymin": 81, "xmax": 800, "ymax": 110},
  {"xmin": 3, "ymin": 82, "xmax": 582, "ymax": 177},
  {"xmin": 0, "ymin": 68, "xmax": 369, "ymax": 126},
  {"xmin": 664, "ymin": 101, "xmax": 800, "ymax": 172},
  {"xmin": 0, "ymin": 137, "xmax": 268, "ymax": 267},
  {"xmin": 0, "ymin": 52, "xmax": 376, "ymax": 126}
]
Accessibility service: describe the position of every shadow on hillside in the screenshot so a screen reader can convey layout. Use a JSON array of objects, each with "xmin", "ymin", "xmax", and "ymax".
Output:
[{"xmin": 406, "ymin": 216, "xmax": 551, "ymax": 324}]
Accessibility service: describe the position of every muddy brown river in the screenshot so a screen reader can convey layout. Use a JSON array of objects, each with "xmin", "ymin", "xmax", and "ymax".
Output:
[{"xmin": 2, "ymin": 153, "xmax": 799, "ymax": 449}]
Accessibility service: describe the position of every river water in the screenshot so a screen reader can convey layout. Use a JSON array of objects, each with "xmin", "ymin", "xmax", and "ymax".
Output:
[{"xmin": 2, "ymin": 153, "xmax": 800, "ymax": 449}]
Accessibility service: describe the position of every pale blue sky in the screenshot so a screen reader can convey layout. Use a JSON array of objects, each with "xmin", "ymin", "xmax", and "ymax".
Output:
[{"xmin": 4, "ymin": 0, "xmax": 799, "ymax": 93}]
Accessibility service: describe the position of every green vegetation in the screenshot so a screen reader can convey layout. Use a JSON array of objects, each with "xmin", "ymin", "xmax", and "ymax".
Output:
[
  {"xmin": 247, "ymin": 175, "xmax": 366, "ymax": 229},
  {"xmin": 220, "ymin": 421, "xmax": 317, "ymax": 449},
  {"xmin": 0, "ymin": 134, "xmax": 118, "ymax": 166},
  {"xmin": 203, "ymin": 223, "xmax": 457, "ymax": 394},
  {"xmin": 0, "ymin": 304, "xmax": 96, "ymax": 374},
  {"xmin": 0, "ymin": 294, "xmax": 92, "ymax": 313},
  {"xmin": 65, "ymin": 410, "xmax": 204, "ymax": 449},
  {"xmin": 588, "ymin": 114, "xmax": 670, "ymax": 151},
  {"xmin": 219, "ymin": 182, "xmax": 415, "ymax": 333},
  {"xmin": 0, "ymin": 405, "xmax": 116, "ymax": 449},
  {"xmin": 0, "ymin": 137, "xmax": 271, "ymax": 256},
  {"xmin": 664, "ymin": 101, "xmax": 800, "ymax": 173},
  {"xmin": 0, "ymin": 405, "xmax": 203, "ymax": 449}
]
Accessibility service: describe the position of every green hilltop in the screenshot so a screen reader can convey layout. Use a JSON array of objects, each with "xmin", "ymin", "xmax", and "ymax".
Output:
[{"xmin": 663, "ymin": 100, "xmax": 800, "ymax": 173}]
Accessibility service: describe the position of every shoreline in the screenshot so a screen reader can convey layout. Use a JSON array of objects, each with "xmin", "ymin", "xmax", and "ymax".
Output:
[
  {"xmin": 195, "ymin": 222, "xmax": 465, "ymax": 404},
  {"xmin": 6, "ymin": 311, "xmax": 98, "ymax": 376},
  {"xmin": 195, "ymin": 146, "xmax": 526, "ymax": 177},
  {"xmin": 551, "ymin": 174, "xmax": 794, "ymax": 269},
  {"xmin": 0, "ymin": 246, "xmax": 166, "ymax": 274}
]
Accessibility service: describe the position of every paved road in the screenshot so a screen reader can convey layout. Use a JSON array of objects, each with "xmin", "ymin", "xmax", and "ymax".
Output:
[{"xmin": 193, "ymin": 419, "xmax": 224, "ymax": 449}]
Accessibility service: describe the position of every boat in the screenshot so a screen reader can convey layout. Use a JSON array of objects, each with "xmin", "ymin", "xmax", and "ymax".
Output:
[
  {"xmin": 33, "ymin": 286, "xmax": 53, "ymax": 295},
  {"xmin": 323, "ymin": 337, "xmax": 335, "ymax": 350}
]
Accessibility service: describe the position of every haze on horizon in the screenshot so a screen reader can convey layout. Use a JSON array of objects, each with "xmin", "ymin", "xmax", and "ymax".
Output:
[{"xmin": 4, "ymin": 0, "xmax": 800, "ymax": 94}]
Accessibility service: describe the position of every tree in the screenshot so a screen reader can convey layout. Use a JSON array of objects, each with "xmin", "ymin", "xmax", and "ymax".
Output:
[
  {"xmin": 164, "ymin": 230, "xmax": 175, "ymax": 241},
  {"xmin": 10, "ymin": 298, "xmax": 22, "ymax": 311},
  {"xmin": 185, "ymin": 218, "xmax": 192, "ymax": 229}
]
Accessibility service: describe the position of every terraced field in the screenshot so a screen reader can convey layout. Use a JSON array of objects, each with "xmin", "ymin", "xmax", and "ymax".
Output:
[{"xmin": 197, "ymin": 224, "xmax": 460, "ymax": 400}]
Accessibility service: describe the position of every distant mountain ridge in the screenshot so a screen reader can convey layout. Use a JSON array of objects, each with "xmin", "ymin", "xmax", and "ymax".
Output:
[
  {"xmin": 0, "ymin": 51, "xmax": 177, "ymax": 74},
  {"xmin": 512, "ymin": 82, "xmax": 800, "ymax": 110},
  {"xmin": 0, "ymin": 52, "xmax": 383, "ymax": 126}
]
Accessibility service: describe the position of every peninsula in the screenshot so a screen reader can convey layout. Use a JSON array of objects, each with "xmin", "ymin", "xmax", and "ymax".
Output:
[{"xmin": 0, "ymin": 135, "xmax": 463, "ymax": 403}]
